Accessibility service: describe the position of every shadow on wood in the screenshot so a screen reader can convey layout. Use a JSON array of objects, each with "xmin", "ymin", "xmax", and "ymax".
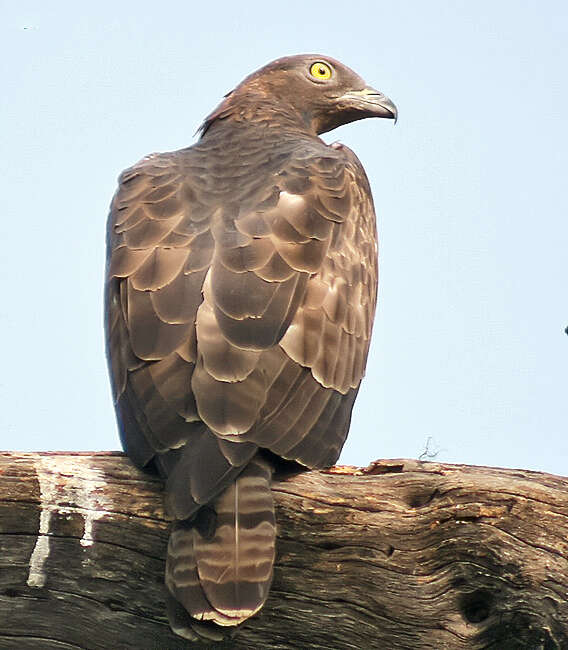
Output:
[{"xmin": 0, "ymin": 452, "xmax": 567, "ymax": 649}]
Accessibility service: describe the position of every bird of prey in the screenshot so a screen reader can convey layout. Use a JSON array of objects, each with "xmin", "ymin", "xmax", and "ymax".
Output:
[{"xmin": 105, "ymin": 54, "xmax": 396, "ymax": 641}]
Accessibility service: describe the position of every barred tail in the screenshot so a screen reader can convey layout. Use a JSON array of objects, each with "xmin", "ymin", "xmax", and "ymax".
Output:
[{"xmin": 165, "ymin": 455, "xmax": 276, "ymax": 641}]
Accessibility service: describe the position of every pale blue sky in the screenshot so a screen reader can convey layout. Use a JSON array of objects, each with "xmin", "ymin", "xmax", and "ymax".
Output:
[{"xmin": 1, "ymin": 2, "xmax": 566, "ymax": 475}]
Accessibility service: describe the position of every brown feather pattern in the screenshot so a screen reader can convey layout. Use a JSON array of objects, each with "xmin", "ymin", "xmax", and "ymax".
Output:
[{"xmin": 105, "ymin": 53, "xmax": 395, "ymax": 641}]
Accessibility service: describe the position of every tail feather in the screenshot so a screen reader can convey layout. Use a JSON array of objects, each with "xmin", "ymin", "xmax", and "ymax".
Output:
[
  {"xmin": 165, "ymin": 455, "xmax": 276, "ymax": 637},
  {"xmin": 164, "ymin": 428, "xmax": 258, "ymax": 520}
]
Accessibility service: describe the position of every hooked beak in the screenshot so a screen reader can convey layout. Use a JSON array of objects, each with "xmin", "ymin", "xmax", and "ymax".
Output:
[{"xmin": 339, "ymin": 86, "xmax": 398, "ymax": 123}]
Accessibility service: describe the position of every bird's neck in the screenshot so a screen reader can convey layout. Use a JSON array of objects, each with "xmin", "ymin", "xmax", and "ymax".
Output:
[{"xmin": 199, "ymin": 91, "xmax": 319, "ymax": 141}]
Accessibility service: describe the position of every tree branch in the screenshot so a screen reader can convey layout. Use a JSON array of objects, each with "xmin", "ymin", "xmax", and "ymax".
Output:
[{"xmin": 1, "ymin": 452, "xmax": 567, "ymax": 649}]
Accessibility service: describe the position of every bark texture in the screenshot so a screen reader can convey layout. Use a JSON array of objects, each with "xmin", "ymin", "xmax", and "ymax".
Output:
[{"xmin": 0, "ymin": 452, "xmax": 567, "ymax": 649}]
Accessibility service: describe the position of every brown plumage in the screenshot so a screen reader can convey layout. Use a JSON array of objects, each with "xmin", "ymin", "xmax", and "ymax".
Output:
[{"xmin": 105, "ymin": 54, "xmax": 396, "ymax": 641}]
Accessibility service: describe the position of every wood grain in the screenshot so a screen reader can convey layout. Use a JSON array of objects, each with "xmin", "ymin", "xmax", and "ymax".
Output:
[{"xmin": 0, "ymin": 452, "xmax": 567, "ymax": 649}]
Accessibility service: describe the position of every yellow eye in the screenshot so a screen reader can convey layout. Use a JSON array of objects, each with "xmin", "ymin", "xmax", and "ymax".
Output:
[{"xmin": 310, "ymin": 61, "xmax": 332, "ymax": 80}]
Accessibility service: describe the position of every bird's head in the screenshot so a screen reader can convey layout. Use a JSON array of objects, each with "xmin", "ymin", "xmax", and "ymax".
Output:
[{"xmin": 199, "ymin": 54, "xmax": 397, "ymax": 137}]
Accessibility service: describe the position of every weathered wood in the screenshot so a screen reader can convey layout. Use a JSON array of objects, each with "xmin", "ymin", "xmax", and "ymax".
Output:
[{"xmin": 0, "ymin": 453, "xmax": 567, "ymax": 649}]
